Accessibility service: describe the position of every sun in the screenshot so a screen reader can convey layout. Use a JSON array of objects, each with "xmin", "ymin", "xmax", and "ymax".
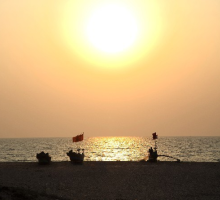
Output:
[
  {"xmin": 59, "ymin": 1, "xmax": 163, "ymax": 70},
  {"xmin": 85, "ymin": 3, "xmax": 139, "ymax": 54}
]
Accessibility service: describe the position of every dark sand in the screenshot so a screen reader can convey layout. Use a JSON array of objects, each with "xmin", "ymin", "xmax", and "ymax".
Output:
[{"xmin": 0, "ymin": 161, "xmax": 220, "ymax": 200}]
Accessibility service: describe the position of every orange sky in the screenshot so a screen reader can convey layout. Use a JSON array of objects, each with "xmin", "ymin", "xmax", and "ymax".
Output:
[{"xmin": 1, "ymin": 0, "xmax": 220, "ymax": 138}]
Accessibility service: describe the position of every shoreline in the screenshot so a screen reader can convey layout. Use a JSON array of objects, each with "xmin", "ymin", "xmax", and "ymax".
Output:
[
  {"xmin": 1, "ymin": 162, "xmax": 220, "ymax": 199},
  {"xmin": 1, "ymin": 160, "xmax": 220, "ymax": 164}
]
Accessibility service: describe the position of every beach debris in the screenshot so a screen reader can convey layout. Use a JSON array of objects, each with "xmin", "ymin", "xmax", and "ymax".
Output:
[
  {"xmin": 67, "ymin": 149, "xmax": 84, "ymax": 164},
  {"xmin": 36, "ymin": 151, "xmax": 51, "ymax": 164}
]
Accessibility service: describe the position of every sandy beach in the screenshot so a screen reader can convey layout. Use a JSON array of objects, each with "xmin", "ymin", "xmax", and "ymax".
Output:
[{"xmin": 0, "ymin": 161, "xmax": 220, "ymax": 200}]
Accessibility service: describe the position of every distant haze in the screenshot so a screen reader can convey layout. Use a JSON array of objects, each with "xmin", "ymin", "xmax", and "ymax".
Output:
[{"xmin": 1, "ymin": 0, "xmax": 220, "ymax": 138}]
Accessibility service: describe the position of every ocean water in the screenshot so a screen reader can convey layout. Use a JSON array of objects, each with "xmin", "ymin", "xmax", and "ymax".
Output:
[{"xmin": 0, "ymin": 137, "xmax": 220, "ymax": 162}]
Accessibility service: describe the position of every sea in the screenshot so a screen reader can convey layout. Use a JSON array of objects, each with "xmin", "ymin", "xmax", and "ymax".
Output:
[{"xmin": 0, "ymin": 137, "xmax": 220, "ymax": 162}]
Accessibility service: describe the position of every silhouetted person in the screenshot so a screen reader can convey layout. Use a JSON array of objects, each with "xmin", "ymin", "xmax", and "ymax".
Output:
[{"xmin": 149, "ymin": 147, "xmax": 153, "ymax": 156}]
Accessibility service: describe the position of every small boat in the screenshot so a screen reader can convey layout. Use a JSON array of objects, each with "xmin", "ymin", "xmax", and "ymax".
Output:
[
  {"xmin": 67, "ymin": 149, "xmax": 84, "ymax": 164},
  {"xmin": 36, "ymin": 151, "xmax": 51, "ymax": 164},
  {"xmin": 147, "ymin": 132, "xmax": 180, "ymax": 162}
]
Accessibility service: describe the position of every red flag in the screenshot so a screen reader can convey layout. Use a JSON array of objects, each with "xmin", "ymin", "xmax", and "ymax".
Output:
[
  {"xmin": 81, "ymin": 133, "xmax": 84, "ymax": 141},
  {"xmin": 76, "ymin": 135, "xmax": 79, "ymax": 142},
  {"xmin": 73, "ymin": 133, "xmax": 84, "ymax": 142},
  {"xmin": 152, "ymin": 132, "xmax": 158, "ymax": 140}
]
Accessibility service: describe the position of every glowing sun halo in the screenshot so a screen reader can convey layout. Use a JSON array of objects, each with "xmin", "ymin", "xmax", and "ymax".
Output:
[
  {"xmin": 85, "ymin": 4, "xmax": 139, "ymax": 54},
  {"xmin": 61, "ymin": 1, "xmax": 161, "ymax": 70}
]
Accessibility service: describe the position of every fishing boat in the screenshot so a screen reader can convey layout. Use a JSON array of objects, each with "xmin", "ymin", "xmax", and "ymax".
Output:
[
  {"xmin": 67, "ymin": 149, "xmax": 84, "ymax": 164},
  {"xmin": 147, "ymin": 132, "xmax": 180, "ymax": 162},
  {"xmin": 36, "ymin": 151, "xmax": 51, "ymax": 164}
]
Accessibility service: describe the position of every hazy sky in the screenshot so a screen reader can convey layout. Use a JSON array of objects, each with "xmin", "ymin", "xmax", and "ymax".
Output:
[{"xmin": 1, "ymin": 0, "xmax": 220, "ymax": 138}]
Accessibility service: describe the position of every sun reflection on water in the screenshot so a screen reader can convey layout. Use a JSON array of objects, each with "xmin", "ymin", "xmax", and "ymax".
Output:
[{"xmin": 82, "ymin": 137, "xmax": 150, "ymax": 161}]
